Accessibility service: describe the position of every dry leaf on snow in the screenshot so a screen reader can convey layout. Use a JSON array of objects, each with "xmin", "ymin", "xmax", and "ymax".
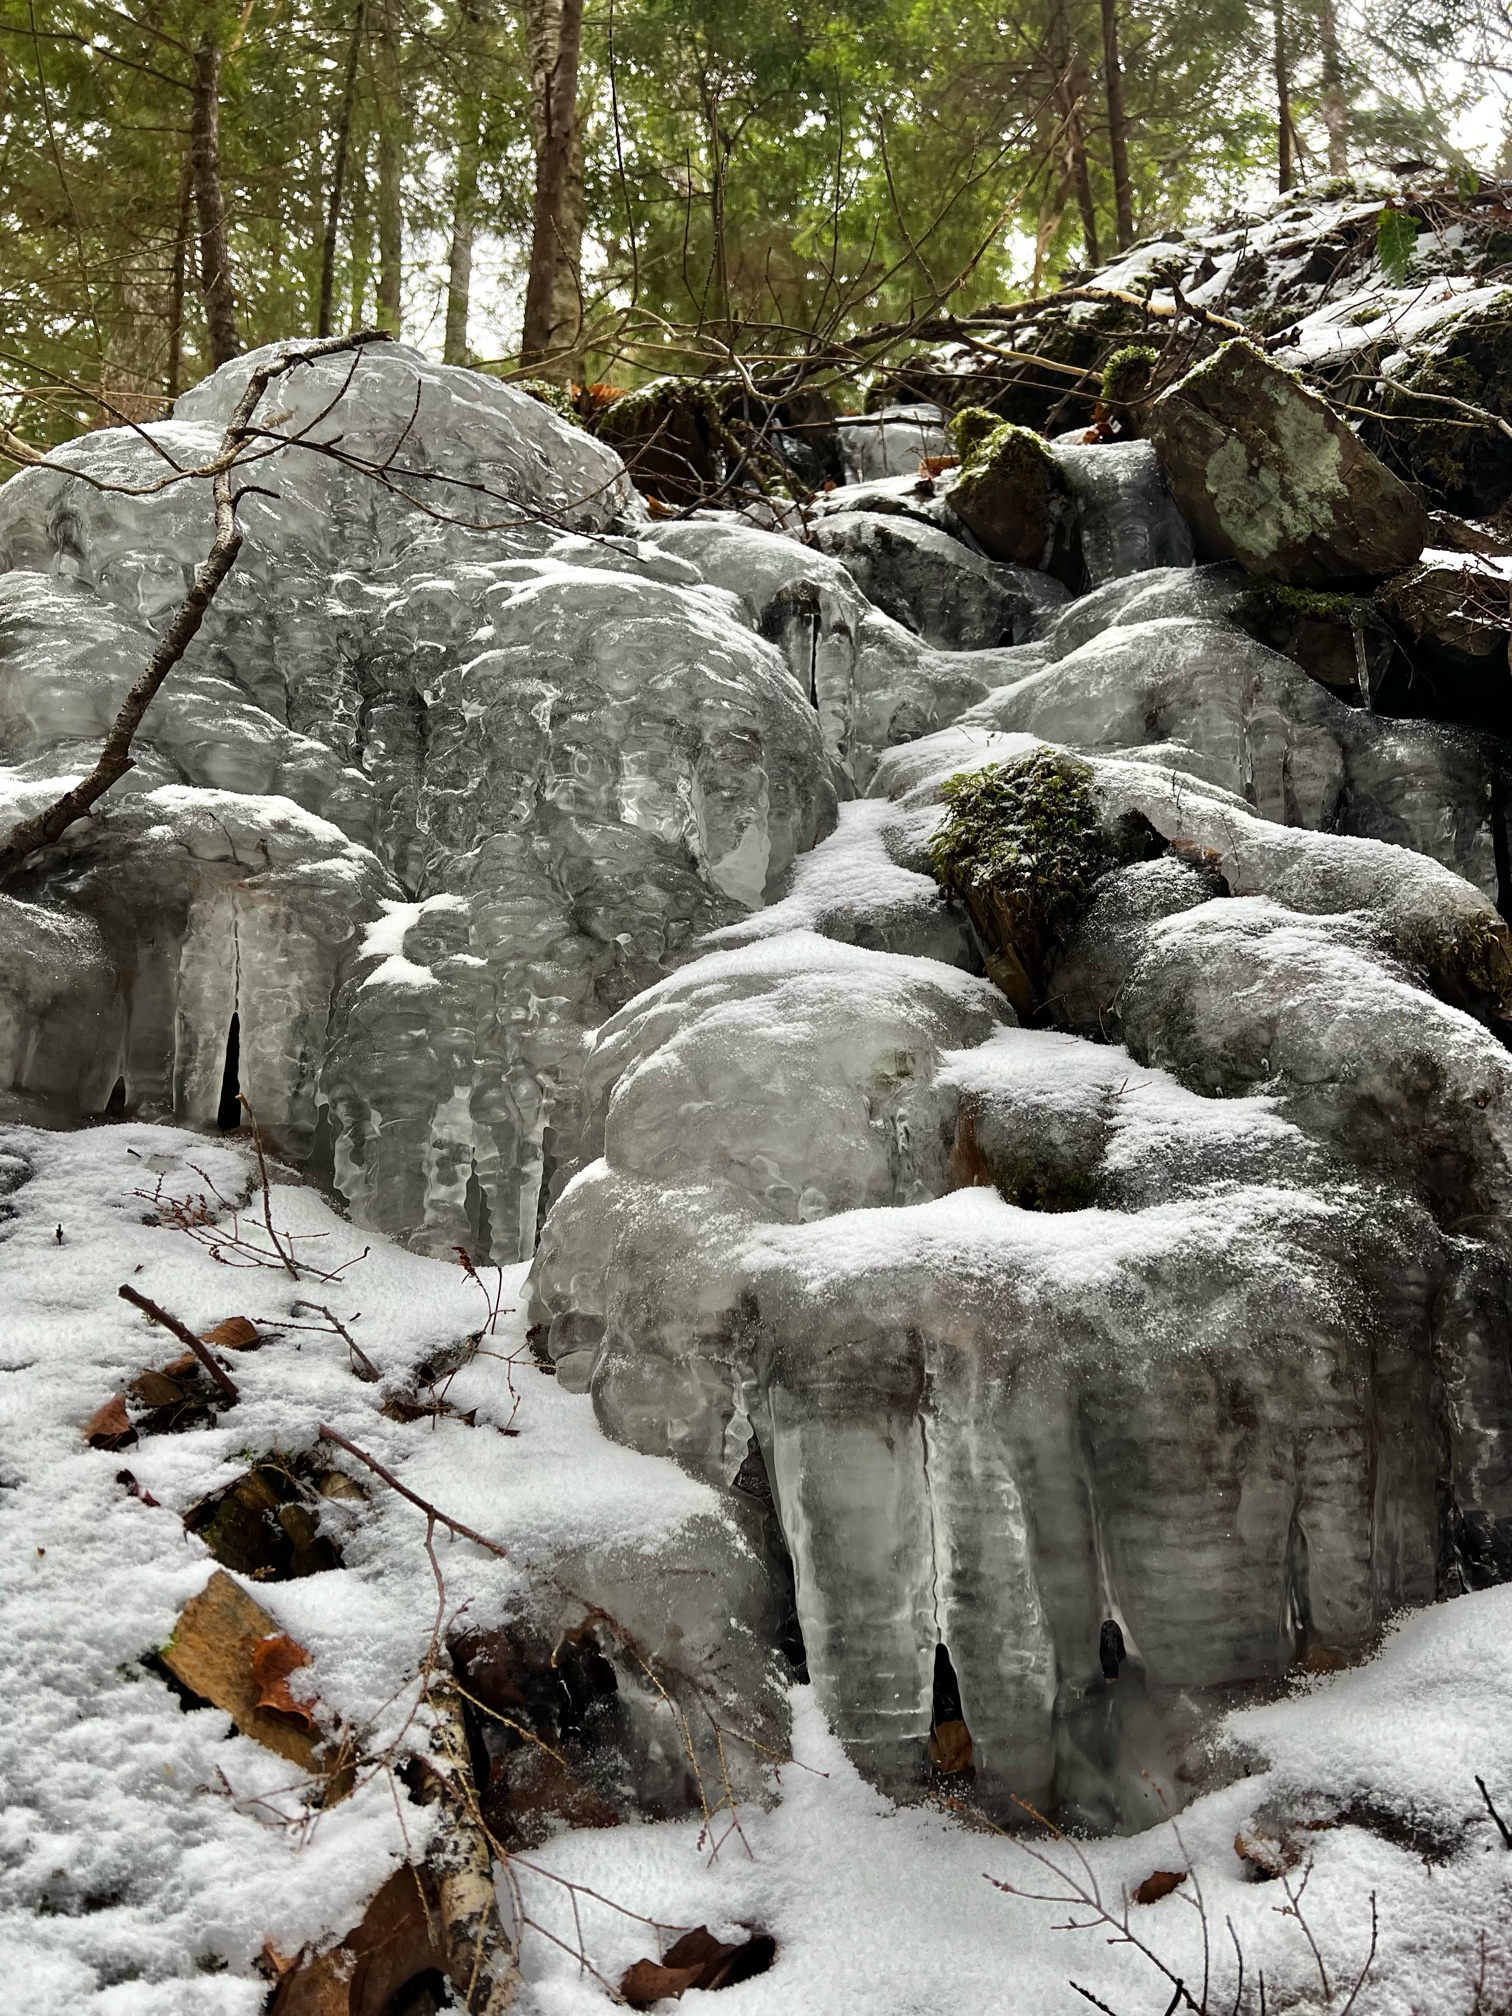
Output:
[
  {"xmin": 83, "ymin": 1393, "xmax": 136, "ymax": 1449},
  {"xmin": 1131, "ymin": 1868, "xmax": 1188, "ymax": 1905},
  {"xmin": 202, "ymin": 1316, "xmax": 261, "ymax": 1349}
]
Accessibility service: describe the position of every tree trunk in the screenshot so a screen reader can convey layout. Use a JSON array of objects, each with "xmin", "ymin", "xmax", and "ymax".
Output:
[
  {"xmin": 191, "ymin": 36, "xmax": 240, "ymax": 366},
  {"xmin": 1099, "ymin": 0, "xmax": 1134, "ymax": 253},
  {"xmin": 166, "ymin": 147, "xmax": 193, "ymax": 399},
  {"xmin": 318, "ymin": 0, "xmax": 368, "ymax": 337},
  {"xmin": 1318, "ymin": 0, "xmax": 1348, "ymax": 174},
  {"xmin": 1049, "ymin": 0, "xmax": 1099, "ymax": 268},
  {"xmin": 1274, "ymin": 0, "xmax": 1293, "ymax": 192},
  {"xmin": 375, "ymin": 0, "xmax": 403, "ymax": 332},
  {"xmin": 520, "ymin": 0, "xmax": 586, "ymax": 381},
  {"xmin": 444, "ymin": 6, "xmax": 484, "ymax": 366}
]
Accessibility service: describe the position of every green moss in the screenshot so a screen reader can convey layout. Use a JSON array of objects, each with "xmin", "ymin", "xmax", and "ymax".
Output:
[
  {"xmin": 514, "ymin": 377, "xmax": 580, "ymax": 425},
  {"xmin": 950, "ymin": 411, "xmax": 1056, "ymax": 481},
  {"xmin": 1101, "ymin": 344, "xmax": 1158, "ymax": 406},
  {"xmin": 929, "ymin": 751, "xmax": 1108, "ymax": 935},
  {"xmin": 949, "ymin": 406, "xmax": 1002, "ymax": 461},
  {"xmin": 1264, "ymin": 585, "xmax": 1362, "ymax": 623},
  {"xmin": 599, "ymin": 376, "xmax": 721, "ymax": 427}
]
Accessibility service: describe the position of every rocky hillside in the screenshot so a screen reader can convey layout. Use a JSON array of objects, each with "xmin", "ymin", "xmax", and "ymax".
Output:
[{"xmin": 3, "ymin": 176, "xmax": 1512, "ymax": 2013}]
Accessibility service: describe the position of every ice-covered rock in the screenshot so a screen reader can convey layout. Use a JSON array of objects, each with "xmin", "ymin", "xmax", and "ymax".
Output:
[
  {"xmin": 839, "ymin": 403, "xmax": 951, "ymax": 482},
  {"xmin": 809, "ymin": 509, "xmax": 1066, "ymax": 649},
  {"xmin": 0, "ymin": 346, "xmax": 834, "ymax": 1259},
  {"xmin": 526, "ymin": 572, "xmax": 1512, "ymax": 1824}
]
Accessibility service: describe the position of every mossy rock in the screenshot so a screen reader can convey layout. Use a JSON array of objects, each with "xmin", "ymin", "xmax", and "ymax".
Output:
[
  {"xmin": 592, "ymin": 378, "xmax": 727, "ymax": 507},
  {"xmin": 944, "ymin": 411, "xmax": 1076, "ymax": 577},
  {"xmin": 1101, "ymin": 344, "xmax": 1158, "ymax": 408},
  {"xmin": 1369, "ymin": 291, "xmax": 1512, "ymax": 515},
  {"xmin": 1147, "ymin": 338, "xmax": 1429, "ymax": 583},
  {"xmin": 1233, "ymin": 583, "xmax": 1400, "ymax": 696},
  {"xmin": 928, "ymin": 750, "xmax": 1149, "ymax": 1013},
  {"xmin": 514, "ymin": 377, "xmax": 582, "ymax": 426}
]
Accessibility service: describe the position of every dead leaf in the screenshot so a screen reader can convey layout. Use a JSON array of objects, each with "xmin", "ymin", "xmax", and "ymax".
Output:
[
  {"xmin": 84, "ymin": 1393, "xmax": 136, "ymax": 1449},
  {"xmin": 129, "ymin": 1367, "xmax": 188, "ymax": 1407},
  {"xmin": 267, "ymin": 1866, "xmax": 449, "ymax": 2016},
  {"xmin": 202, "ymin": 1316, "xmax": 261, "ymax": 1349},
  {"xmin": 115, "ymin": 1468, "xmax": 160, "ymax": 1508},
  {"xmin": 928, "ymin": 1718, "xmax": 974, "ymax": 1774},
  {"xmin": 159, "ymin": 1570, "xmax": 332, "ymax": 1776},
  {"xmin": 620, "ymin": 1927, "xmax": 775, "ymax": 2005},
  {"xmin": 621, "ymin": 1956, "xmax": 708, "ymax": 2007},
  {"xmin": 1234, "ymin": 1826, "xmax": 1301, "ymax": 1880},
  {"xmin": 1132, "ymin": 1869, "xmax": 1188, "ymax": 1905},
  {"xmin": 252, "ymin": 1633, "xmax": 316, "ymax": 1727}
]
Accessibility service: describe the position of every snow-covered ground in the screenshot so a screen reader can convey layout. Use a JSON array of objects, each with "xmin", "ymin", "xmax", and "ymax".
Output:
[{"xmin": 2, "ymin": 1122, "xmax": 1509, "ymax": 2014}]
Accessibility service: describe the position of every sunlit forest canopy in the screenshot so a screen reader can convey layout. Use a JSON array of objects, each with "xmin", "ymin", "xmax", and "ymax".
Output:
[{"xmin": 3, "ymin": 0, "xmax": 1511, "ymax": 440}]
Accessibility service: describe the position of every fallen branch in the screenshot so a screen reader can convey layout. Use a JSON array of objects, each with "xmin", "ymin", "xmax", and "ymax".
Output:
[
  {"xmin": 315, "ymin": 1424, "xmax": 508, "ymax": 1557},
  {"xmin": 420, "ymin": 1674, "xmax": 523, "ymax": 2012},
  {"xmin": 1477, "ymin": 1774, "xmax": 1512, "ymax": 1848},
  {"xmin": 0, "ymin": 328, "xmax": 393, "ymax": 882},
  {"xmin": 117, "ymin": 1283, "xmax": 239, "ymax": 1402}
]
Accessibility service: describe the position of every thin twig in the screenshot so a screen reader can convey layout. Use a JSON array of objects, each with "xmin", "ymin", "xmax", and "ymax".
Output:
[
  {"xmin": 315, "ymin": 1424, "xmax": 508, "ymax": 1557},
  {"xmin": 289, "ymin": 1299, "xmax": 381, "ymax": 1382},
  {"xmin": 117, "ymin": 1283, "xmax": 239, "ymax": 1401},
  {"xmin": 1477, "ymin": 1775, "xmax": 1512, "ymax": 1848}
]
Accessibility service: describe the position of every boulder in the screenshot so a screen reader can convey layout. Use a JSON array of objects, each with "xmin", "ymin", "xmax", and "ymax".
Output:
[
  {"xmin": 1146, "ymin": 339, "xmax": 1429, "ymax": 584},
  {"xmin": 943, "ymin": 410, "xmax": 1077, "ymax": 580},
  {"xmin": 808, "ymin": 509, "xmax": 1065, "ymax": 649}
]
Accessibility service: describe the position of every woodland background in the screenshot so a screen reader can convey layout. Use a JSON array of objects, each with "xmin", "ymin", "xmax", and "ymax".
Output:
[{"xmin": 4, "ymin": 0, "xmax": 1512, "ymax": 444}]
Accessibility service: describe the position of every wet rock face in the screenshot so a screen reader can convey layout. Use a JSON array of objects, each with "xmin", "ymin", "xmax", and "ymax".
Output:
[
  {"xmin": 0, "ymin": 342, "xmax": 834, "ymax": 1259},
  {"xmin": 5, "ymin": 304, "xmax": 1512, "ymax": 1845},
  {"xmin": 527, "ymin": 597, "xmax": 1512, "ymax": 1827},
  {"xmin": 1146, "ymin": 340, "xmax": 1429, "ymax": 583}
]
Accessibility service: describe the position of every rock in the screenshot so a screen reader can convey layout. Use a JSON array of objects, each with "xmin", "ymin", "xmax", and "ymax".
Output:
[
  {"xmin": 1145, "ymin": 339, "xmax": 1429, "ymax": 583},
  {"xmin": 591, "ymin": 378, "xmax": 726, "ymax": 507},
  {"xmin": 1382, "ymin": 550, "xmax": 1512, "ymax": 660},
  {"xmin": 808, "ymin": 509, "xmax": 1066, "ymax": 649},
  {"xmin": 1379, "ymin": 551, "xmax": 1512, "ymax": 732},
  {"xmin": 839, "ymin": 403, "xmax": 951, "ymax": 483},
  {"xmin": 1371, "ymin": 288, "xmax": 1512, "ymax": 515},
  {"xmin": 943, "ymin": 411, "xmax": 1077, "ymax": 578}
]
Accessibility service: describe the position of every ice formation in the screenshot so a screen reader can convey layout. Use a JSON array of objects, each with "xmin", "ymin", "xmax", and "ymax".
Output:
[{"xmin": 3, "ymin": 284, "xmax": 1512, "ymax": 1845}]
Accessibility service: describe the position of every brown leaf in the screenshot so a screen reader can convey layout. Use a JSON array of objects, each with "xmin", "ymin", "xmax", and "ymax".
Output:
[
  {"xmin": 115, "ymin": 1468, "xmax": 160, "ymax": 1508},
  {"xmin": 202, "ymin": 1317, "xmax": 260, "ymax": 1350},
  {"xmin": 251, "ymin": 1632, "xmax": 316, "ymax": 1728},
  {"xmin": 619, "ymin": 1927, "xmax": 775, "ymax": 2005},
  {"xmin": 928, "ymin": 1718, "xmax": 975, "ymax": 1774},
  {"xmin": 619, "ymin": 1957, "xmax": 708, "ymax": 2008},
  {"xmin": 84, "ymin": 1393, "xmax": 137, "ymax": 1449},
  {"xmin": 1132, "ymin": 1868, "xmax": 1188, "ymax": 1906},
  {"xmin": 129, "ymin": 1367, "xmax": 187, "ymax": 1407},
  {"xmin": 266, "ymin": 1866, "xmax": 448, "ymax": 2016}
]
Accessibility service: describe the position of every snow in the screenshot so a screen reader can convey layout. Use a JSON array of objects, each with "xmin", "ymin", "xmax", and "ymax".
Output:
[
  {"xmin": 10, "ymin": 1124, "xmax": 1508, "ymax": 2013},
  {"xmin": 522, "ymin": 1620, "xmax": 1512, "ymax": 2016},
  {"xmin": 0, "ymin": 1122, "xmax": 720, "ymax": 2010}
]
